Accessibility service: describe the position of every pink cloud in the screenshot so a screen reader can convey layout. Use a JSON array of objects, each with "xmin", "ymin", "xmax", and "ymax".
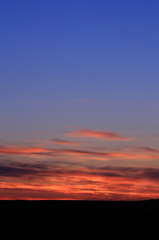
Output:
[{"xmin": 66, "ymin": 127, "xmax": 131, "ymax": 141}]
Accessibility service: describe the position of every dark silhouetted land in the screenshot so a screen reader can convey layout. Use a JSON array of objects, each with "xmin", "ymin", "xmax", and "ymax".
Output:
[{"xmin": 1, "ymin": 199, "xmax": 159, "ymax": 239}]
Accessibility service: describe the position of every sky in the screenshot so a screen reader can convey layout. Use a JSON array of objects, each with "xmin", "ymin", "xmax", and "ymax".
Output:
[{"xmin": 0, "ymin": 0, "xmax": 159, "ymax": 200}]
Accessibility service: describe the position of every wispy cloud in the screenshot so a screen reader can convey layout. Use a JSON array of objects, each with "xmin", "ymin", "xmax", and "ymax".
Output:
[
  {"xmin": 66, "ymin": 127, "xmax": 131, "ymax": 141},
  {"xmin": 51, "ymin": 139, "xmax": 78, "ymax": 145},
  {"xmin": 69, "ymin": 98, "xmax": 100, "ymax": 102}
]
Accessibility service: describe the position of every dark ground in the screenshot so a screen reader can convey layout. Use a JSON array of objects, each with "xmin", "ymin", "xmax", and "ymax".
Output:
[{"xmin": 1, "ymin": 199, "xmax": 159, "ymax": 239}]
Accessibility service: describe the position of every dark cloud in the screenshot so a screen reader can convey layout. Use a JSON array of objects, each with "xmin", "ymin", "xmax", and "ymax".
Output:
[
  {"xmin": 142, "ymin": 168, "xmax": 159, "ymax": 179},
  {"xmin": 0, "ymin": 160, "xmax": 159, "ymax": 182}
]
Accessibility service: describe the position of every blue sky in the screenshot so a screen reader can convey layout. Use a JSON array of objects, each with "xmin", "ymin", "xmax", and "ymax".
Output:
[{"xmin": 0, "ymin": 0, "xmax": 159, "ymax": 200}]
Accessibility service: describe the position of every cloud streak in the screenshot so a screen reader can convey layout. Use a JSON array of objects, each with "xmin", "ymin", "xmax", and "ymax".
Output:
[
  {"xmin": 0, "ymin": 144, "xmax": 159, "ymax": 160},
  {"xmin": 0, "ymin": 145, "xmax": 53, "ymax": 155},
  {"xmin": 51, "ymin": 139, "xmax": 78, "ymax": 145}
]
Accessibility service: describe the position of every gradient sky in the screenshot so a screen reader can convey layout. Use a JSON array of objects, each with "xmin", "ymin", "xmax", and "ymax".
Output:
[{"xmin": 0, "ymin": 0, "xmax": 159, "ymax": 200}]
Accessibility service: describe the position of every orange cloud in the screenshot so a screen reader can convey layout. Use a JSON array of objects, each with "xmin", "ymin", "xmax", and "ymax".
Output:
[
  {"xmin": 66, "ymin": 127, "xmax": 131, "ymax": 141},
  {"xmin": 0, "ymin": 161, "xmax": 159, "ymax": 200}
]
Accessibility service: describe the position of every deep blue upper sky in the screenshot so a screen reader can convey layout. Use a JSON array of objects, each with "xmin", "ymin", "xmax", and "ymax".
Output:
[{"xmin": 0, "ymin": 0, "xmax": 159, "ymax": 141}]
